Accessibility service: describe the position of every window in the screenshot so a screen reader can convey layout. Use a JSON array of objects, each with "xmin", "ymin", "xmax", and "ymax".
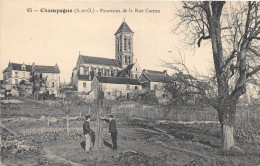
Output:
[
  {"xmin": 15, "ymin": 79, "xmax": 18, "ymax": 85},
  {"xmin": 136, "ymin": 68, "xmax": 138, "ymax": 71},
  {"xmin": 125, "ymin": 56, "xmax": 127, "ymax": 64},
  {"xmin": 52, "ymin": 82, "xmax": 55, "ymax": 88},
  {"xmin": 124, "ymin": 38, "xmax": 127, "ymax": 50},
  {"xmin": 83, "ymin": 82, "xmax": 86, "ymax": 88},
  {"xmin": 128, "ymin": 40, "xmax": 131, "ymax": 50},
  {"xmin": 15, "ymin": 72, "xmax": 18, "ymax": 77},
  {"xmin": 126, "ymin": 85, "xmax": 130, "ymax": 90},
  {"xmin": 21, "ymin": 64, "xmax": 26, "ymax": 70},
  {"xmin": 119, "ymin": 37, "xmax": 122, "ymax": 52},
  {"xmin": 135, "ymin": 86, "xmax": 138, "ymax": 90},
  {"xmin": 116, "ymin": 38, "xmax": 119, "ymax": 52}
]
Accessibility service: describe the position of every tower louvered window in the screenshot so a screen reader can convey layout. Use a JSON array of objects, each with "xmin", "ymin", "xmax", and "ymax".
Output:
[
  {"xmin": 128, "ymin": 40, "xmax": 131, "ymax": 50},
  {"xmin": 124, "ymin": 38, "xmax": 127, "ymax": 50}
]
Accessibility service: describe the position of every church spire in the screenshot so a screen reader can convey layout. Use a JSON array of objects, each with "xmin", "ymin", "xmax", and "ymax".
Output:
[{"xmin": 115, "ymin": 20, "xmax": 134, "ymax": 35}]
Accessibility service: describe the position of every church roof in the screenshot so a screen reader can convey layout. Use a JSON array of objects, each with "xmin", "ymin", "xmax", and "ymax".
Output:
[
  {"xmin": 115, "ymin": 21, "xmax": 134, "ymax": 35},
  {"xmin": 79, "ymin": 55, "xmax": 121, "ymax": 68},
  {"xmin": 96, "ymin": 76, "xmax": 140, "ymax": 85}
]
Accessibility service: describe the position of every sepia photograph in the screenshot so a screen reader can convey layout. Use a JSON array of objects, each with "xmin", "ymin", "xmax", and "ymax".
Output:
[{"xmin": 0, "ymin": 0, "xmax": 260, "ymax": 165}]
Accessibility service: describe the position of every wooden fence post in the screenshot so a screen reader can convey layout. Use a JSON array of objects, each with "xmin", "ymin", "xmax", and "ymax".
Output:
[{"xmin": 95, "ymin": 87, "xmax": 104, "ymax": 149}]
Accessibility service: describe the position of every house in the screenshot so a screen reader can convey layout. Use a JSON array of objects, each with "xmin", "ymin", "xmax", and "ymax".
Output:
[
  {"xmin": 71, "ymin": 20, "xmax": 142, "ymax": 93},
  {"xmin": 59, "ymin": 84, "xmax": 78, "ymax": 99},
  {"xmin": 2, "ymin": 62, "xmax": 60, "ymax": 96},
  {"xmin": 91, "ymin": 76, "xmax": 142, "ymax": 100},
  {"xmin": 139, "ymin": 69, "xmax": 173, "ymax": 91}
]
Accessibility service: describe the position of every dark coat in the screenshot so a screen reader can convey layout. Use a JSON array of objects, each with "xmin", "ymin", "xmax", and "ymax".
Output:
[
  {"xmin": 83, "ymin": 121, "xmax": 91, "ymax": 135},
  {"xmin": 104, "ymin": 118, "xmax": 117, "ymax": 133}
]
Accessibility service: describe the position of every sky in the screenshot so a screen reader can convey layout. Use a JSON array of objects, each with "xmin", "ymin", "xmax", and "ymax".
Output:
[{"xmin": 0, "ymin": 0, "xmax": 213, "ymax": 83}]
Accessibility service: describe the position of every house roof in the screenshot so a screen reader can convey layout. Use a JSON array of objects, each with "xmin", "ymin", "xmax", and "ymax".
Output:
[
  {"xmin": 145, "ymin": 70, "xmax": 166, "ymax": 75},
  {"xmin": 34, "ymin": 65, "xmax": 60, "ymax": 73},
  {"xmin": 79, "ymin": 55, "xmax": 121, "ymax": 68},
  {"xmin": 7, "ymin": 63, "xmax": 32, "ymax": 72},
  {"xmin": 3, "ymin": 63, "xmax": 60, "ymax": 73},
  {"xmin": 115, "ymin": 21, "xmax": 134, "ymax": 35},
  {"xmin": 78, "ymin": 75, "xmax": 92, "ymax": 81},
  {"xmin": 140, "ymin": 69, "xmax": 172, "ymax": 83},
  {"xmin": 96, "ymin": 76, "xmax": 140, "ymax": 85},
  {"xmin": 142, "ymin": 73, "xmax": 174, "ymax": 83},
  {"xmin": 173, "ymin": 72, "xmax": 197, "ymax": 81}
]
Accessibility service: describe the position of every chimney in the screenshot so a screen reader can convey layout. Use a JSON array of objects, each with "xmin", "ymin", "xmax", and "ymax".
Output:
[
  {"xmin": 32, "ymin": 62, "xmax": 35, "ymax": 71},
  {"xmin": 163, "ymin": 70, "xmax": 167, "ymax": 76}
]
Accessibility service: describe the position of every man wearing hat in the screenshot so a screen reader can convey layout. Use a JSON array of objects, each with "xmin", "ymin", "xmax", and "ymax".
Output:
[
  {"xmin": 83, "ymin": 115, "xmax": 93, "ymax": 152},
  {"xmin": 101, "ymin": 114, "xmax": 117, "ymax": 150}
]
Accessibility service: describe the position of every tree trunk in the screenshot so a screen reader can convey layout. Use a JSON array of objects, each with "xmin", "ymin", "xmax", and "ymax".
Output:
[
  {"xmin": 79, "ymin": 109, "xmax": 82, "ymax": 117},
  {"xmin": 222, "ymin": 124, "xmax": 234, "ymax": 150},
  {"xmin": 66, "ymin": 114, "xmax": 69, "ymax": 134},
  {"xmin": 95, "ymin": 98, "xmax": 103, "ymax": 149},
  {"xmin": 47, "ymin": 116, "xmax": 50, "ymax": 127},
  {"xmin": 218, "ymin": 98, "xmax": 236, "ymax": 151}
]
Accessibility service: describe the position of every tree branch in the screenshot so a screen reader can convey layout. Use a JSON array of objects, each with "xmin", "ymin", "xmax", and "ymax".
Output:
[
  {"xmin": 246, "ymin": 65, "xmax": 260, "ymax": 78},
  {"xmin": 198, "ymin": 35, "xmax": 211, "ymax": 47}
]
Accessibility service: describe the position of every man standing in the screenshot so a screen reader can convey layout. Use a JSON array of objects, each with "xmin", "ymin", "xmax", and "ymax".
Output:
[
  {"xmin": 83, "ymin": 115, "xmax": 93, "ymax": 152},
  {"xmin": 101, "ymin": 114, "xmax": 117, "ymax": 150}
]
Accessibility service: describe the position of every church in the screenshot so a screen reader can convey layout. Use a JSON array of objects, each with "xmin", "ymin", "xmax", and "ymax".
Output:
[{"xmin": 71, "ymin": 20, "xmax": 142, "ymax": 93}]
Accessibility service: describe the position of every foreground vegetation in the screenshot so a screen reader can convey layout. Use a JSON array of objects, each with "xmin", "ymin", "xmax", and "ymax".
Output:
[{"xmin": 1, "ymin": 97, "xmax": 260, "ymax": 165}]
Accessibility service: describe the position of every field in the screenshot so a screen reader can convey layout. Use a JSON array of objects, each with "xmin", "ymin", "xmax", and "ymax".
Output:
[{"xmin": 1, "ymin": 97, "xmax": 260, "ymax": 166}]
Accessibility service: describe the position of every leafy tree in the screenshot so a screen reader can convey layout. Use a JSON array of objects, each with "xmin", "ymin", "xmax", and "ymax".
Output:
[{"xmin": 29, "ymin": 72, "xmax": 47, "ymax": 97}]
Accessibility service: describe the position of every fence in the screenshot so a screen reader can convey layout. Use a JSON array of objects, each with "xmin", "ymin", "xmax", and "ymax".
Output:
[{"xmin": 111, "ymin": 102, "xmax": 260, "ymax": 130}]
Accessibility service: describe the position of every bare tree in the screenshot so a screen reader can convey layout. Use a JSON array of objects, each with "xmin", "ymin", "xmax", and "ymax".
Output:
[{"xmin": 172, "ymin": 1, "xmax": 260, "ymax": 151}]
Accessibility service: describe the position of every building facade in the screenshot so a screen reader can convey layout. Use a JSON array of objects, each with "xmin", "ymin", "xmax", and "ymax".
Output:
[
  {"xmin": 91, "ymin": 76, "xmax": 142, "ymax": 100},
  {"xmin": 2, "ymin": 62, "xmax": 60, "ymax": 96}
]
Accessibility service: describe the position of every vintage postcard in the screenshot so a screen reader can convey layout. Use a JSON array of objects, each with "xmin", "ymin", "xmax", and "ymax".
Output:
[{"xmin": 1, "ymin": 1, "xmax": 260, "ymax": 165}]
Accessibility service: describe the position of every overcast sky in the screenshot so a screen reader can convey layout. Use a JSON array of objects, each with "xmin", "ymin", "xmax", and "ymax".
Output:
[{"xmin": 0, "ymin": 0, "xmax": 213, "ymax": 82}]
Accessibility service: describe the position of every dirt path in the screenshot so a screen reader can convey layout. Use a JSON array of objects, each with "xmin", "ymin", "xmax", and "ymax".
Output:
[{"xmin": 43, "ymin": 147, "xmax": 84, "ymax": 166}]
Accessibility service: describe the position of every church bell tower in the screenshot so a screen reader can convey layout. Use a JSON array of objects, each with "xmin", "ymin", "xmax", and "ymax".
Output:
[{"xmin": 115, "ymin": 20, "xmax": 134, "ymax": 68}]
